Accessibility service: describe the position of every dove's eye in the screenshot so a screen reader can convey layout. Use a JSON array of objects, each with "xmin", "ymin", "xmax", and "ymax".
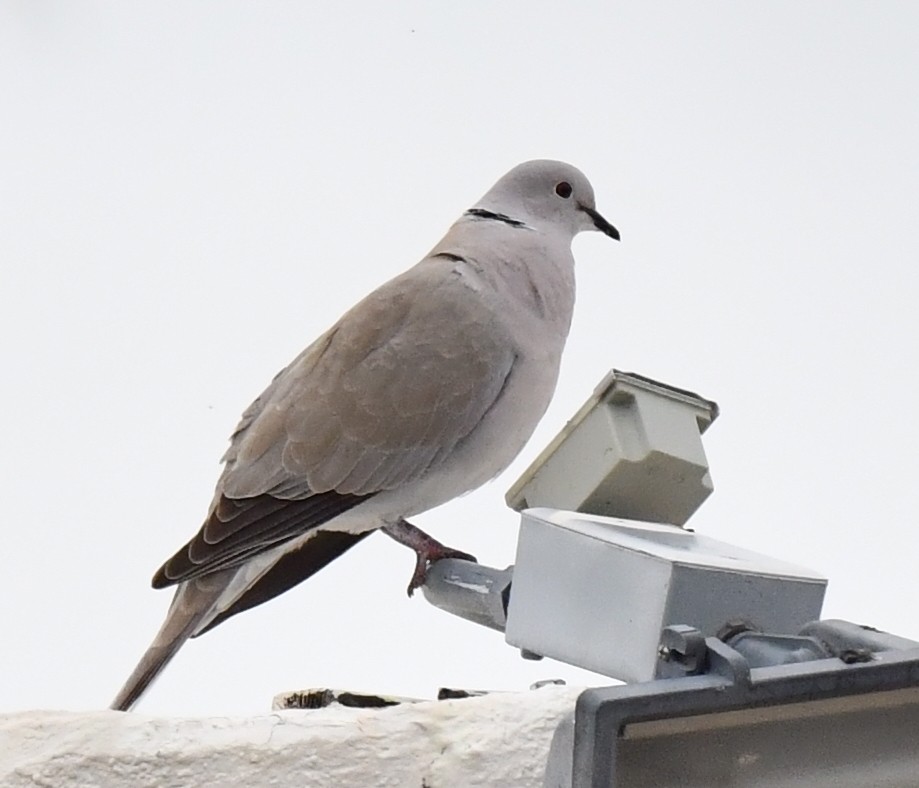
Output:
[{"xmin": 555, "ymin": 182, "xmax": 573, "ymax": 199}]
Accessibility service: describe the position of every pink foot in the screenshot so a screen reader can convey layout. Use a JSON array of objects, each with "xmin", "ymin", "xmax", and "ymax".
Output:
[{"xmin": 381, "ymin": 519, "xmax": 477, "ymax": 596}]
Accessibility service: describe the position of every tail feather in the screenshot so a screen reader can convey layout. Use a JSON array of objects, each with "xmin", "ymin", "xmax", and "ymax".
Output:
[
  {"xmin": 110, "ymin": 572, "xmax": 231, "ymax": 711},
  {"xmin": 194, "ymin": 529, "xmax": 373, "ymax": 636},
  {"xmin": 111, "ymin": 529, "xmax": 375, "ymax": 711}
]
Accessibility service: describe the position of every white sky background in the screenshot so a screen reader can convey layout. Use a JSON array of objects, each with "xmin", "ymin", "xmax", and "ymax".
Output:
[{"xmin": 2, "ymin": 2, "xmax": 918, "ymax": 716}]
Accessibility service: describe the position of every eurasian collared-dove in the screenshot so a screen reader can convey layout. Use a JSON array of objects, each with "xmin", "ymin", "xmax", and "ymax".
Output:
[{"xmin": 111, "ymin": 159, "xmax": 619, "ymax": 711}]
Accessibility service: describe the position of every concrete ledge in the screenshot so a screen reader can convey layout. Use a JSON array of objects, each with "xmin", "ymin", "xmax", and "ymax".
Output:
[{"xmin": 1, "ymin": 686, "xmax": 581, "ymax": 787}]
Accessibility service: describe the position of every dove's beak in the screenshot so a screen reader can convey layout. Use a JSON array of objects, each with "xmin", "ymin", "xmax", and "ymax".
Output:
[{"xmin": 580, "ymin": 205, "xmax": 620, "ymax": 241}]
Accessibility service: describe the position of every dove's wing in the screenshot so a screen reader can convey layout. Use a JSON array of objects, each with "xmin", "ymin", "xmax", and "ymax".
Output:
[{"xmin": 153, "ymin": 254, "xmax": 518, "ymax": 587}]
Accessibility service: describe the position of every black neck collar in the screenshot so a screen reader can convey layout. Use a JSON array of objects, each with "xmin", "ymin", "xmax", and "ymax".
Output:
[{"xmin": 464, "ymin": 208, "xmax": 527, "ymax": 229}]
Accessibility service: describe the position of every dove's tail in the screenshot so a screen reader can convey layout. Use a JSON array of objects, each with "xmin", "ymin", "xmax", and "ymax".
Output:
[
  {"xmin": 111, "ymin": 529, "xmax": 375, "ymax": 711},
  {"xmin": 110, "ymin": 573, "xmax": 230, "ymax": 712}
]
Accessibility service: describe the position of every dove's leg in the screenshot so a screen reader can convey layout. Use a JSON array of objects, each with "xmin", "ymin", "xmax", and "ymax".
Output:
[{"xmin": 381, "ymin": 518, "xmax": 477, "ymax": 597}]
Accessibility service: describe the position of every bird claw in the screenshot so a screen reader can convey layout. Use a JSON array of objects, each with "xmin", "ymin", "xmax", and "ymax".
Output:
[
  {"xmin": 380, "ymin": 518, "xmax": 478, "ymax": 597},
  {"xmin": 406, "ymin": 546, "xmax": 478, "ymax": 597}
]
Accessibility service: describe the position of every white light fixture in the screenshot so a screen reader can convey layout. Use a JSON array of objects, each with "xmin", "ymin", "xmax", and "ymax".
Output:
[{"xmin": 506, "ymin": 371, "xmax": 718, "ymax": 525}]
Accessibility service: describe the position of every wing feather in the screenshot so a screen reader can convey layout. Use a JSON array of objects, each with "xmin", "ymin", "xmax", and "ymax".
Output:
[
  {"xmin": 153, "ymin": 256, "xmax": 517, "ymax": 586},
  {"xmin": 223, "ymin": 258, "xmax": 516, "ymax": 500},
  {"xmin": 152, "ymin": 491, "xmax": 369, "ymax": 587}
]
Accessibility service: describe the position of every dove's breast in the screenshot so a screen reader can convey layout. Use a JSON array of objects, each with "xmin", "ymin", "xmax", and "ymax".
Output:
[{"xmin": 362, "ymin": 235, "xmax": 576, "ymax": 520}]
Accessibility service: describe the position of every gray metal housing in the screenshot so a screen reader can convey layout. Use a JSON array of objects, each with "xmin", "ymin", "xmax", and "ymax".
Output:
[
  {"xmin": 505, "ymin": 509, "xmax": 827, "ymax": 682},
  {"xmin": 548, "ymin": 621, "xmax": 919, "ymax": 787}
]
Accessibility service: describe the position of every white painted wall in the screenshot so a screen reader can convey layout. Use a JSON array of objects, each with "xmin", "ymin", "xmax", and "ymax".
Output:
[{"xmin": 0, "ymin": 686, "xmax": 580, "ymax": 787}]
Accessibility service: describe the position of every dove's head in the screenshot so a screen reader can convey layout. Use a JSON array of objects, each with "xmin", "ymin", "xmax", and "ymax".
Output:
[{"xmin": 473, "ymin": 160, "xmax": 619, "ymax": 242}]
